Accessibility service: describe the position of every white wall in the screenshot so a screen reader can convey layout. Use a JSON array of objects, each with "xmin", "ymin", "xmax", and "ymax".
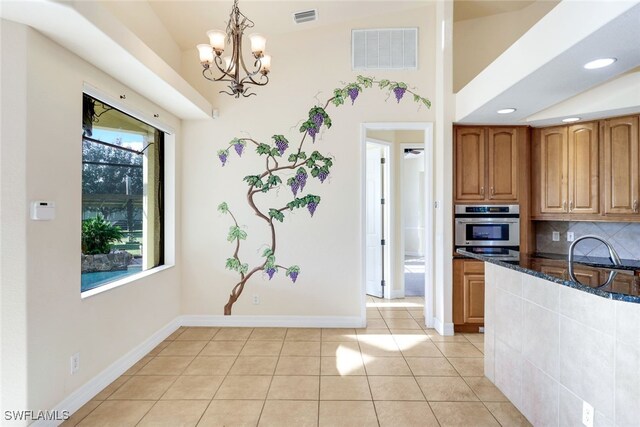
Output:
[
  {"xmin": 180, "ymin": 6, "xmax": 437, "ymax": 318},
  {"xmin": 0, "ymin": 21, "xmax": 183, "ymax": 418},
  {"xmin": 99, "ymin": 0, "xmax": 183, "ymax": 74},
  {"xmin": 0, "ymin": 19, "xmax": 29, "ymax": 418},
  {"xmin": 453, "ymin": 0, "xmax": 559, "ymax": 92}
]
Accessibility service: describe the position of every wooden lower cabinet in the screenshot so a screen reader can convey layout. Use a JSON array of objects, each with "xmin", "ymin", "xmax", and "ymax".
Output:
[
  {"xmin": 453, "ymin": 259, "xmax": 485, "ymax": 332},
  {"xmin": 531, "ymin": 259, "xmax": 612, "ymax": 287}
]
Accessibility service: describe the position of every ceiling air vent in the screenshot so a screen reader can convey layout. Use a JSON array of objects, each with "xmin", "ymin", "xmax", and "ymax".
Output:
[
  {"xmin": 352, "ymin": 28, "xmax": 418, "ymax": 70},
  {"xmin": 293, "ymin": 9, "xmax": 318, "ymax": 24}
]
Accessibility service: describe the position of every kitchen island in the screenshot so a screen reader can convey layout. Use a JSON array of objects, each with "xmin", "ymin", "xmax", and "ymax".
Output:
[{"xmin": 457, "ymin": 249, "xmax": 639, "ymax": 427}]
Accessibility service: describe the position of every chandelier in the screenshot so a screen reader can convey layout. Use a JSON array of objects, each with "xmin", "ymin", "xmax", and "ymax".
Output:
[{"xmin": 197, "ymin": 0, "xmax": 271, "ymax": 98}]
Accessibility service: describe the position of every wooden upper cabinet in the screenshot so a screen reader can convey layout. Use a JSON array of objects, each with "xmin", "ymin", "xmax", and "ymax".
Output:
[
  {"xmin": 603, "ymin": 116, "xmax": 639, "ymax": 215},
  {"xmin": 537, "ymin": 127, "xmax": 568, "ymax": 214},
  {"xmin": 533, "ymin": 123, "xmax": 600, "ymax": 218},
  {"xmin": 568, "ymin": 123, "xmax": 599, "ymax": 214},
  {"xmin": 488, "ymin": 128, "xmax": 518, "ymax": 201},
  {"xmin": 454, "ymin": 126, "xmax": 520, "ymax": 203},
  {"xmin": 455, "ymin": 127, "xmax": 486, "ymax": 201}
]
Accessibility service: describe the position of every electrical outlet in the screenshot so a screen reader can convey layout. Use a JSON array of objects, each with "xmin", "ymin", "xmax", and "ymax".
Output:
[
  {"xmin": 582, "ymin": 401, "xmax": 594, "ymax": 427},
  {"xmin": 552, "ymin": 231, "xmax": 560, "ymax": 241},
  {"xmin": 253, "ymin": 294, "xmax": 260, "ymax": 305},
  {"xmin": 567, "ymin": 232, "xmax": 575, "ymax": 242},
  {"xmin": 70, "ymin": 353, "xmax": 80, "ymax": 375}
]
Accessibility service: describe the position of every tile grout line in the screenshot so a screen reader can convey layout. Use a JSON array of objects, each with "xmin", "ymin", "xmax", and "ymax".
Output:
[
  {"xmin": 131, "ymin": 327, "xmax": 188, "ymax": 426},
  {"xmin": 97, "ymin": 328, "xmax": 188, "ymax": 424},
  {"xmin": 198, "ymin": 327, "xmax": 253, "ymax": 426},
  {"xmin": 193, "ymin": 327, "xmax": 228, "ymax": 427},
  {"xmin": 254, "ymin": 329, "xmax": 287, "ymax": 426},
  {"xmin": 357, "ymin": 323, "xmax": 381, "ymax": 427}
]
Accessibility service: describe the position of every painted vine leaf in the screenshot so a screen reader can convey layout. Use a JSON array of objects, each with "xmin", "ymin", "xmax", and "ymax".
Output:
[{"xmin": 217, "ymin": 75, "xmax": 430, "ymax": 315}]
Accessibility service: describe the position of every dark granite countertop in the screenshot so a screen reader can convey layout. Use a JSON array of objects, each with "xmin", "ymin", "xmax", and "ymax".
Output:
[{"xmin": 456, "ymin": 249, "xmax": 640, "ymax": 303}]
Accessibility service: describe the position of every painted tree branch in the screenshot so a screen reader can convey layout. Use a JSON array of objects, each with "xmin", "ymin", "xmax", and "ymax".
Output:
[{"xmin": 217, "ymin": 76, "xmax": 430, "ymax": 314}]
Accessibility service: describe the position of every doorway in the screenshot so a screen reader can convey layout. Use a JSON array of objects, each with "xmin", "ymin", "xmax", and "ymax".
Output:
[
  {"xmin": 360, "ymin": 123, "xmax": 434, "ymax": 326},
  {"xmin": 401, "ymin": 144, "xmax": 425, "ymax": 297}
]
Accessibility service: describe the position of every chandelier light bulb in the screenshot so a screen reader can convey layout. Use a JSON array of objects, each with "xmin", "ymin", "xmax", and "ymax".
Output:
[
  {"xmin": 197, "ymin": 44, "xmax": 214, "ymax": 65},
  {"xmin": 260, "ymin": 55, "xmax": 271, "ymax": 74},
  {"xmin": 207, "ymin": 30, "xmax": 226, "ymax": 54},
  {"xmin": 249, "ymin": 33, "xmax": 267, "ymax": 58}
]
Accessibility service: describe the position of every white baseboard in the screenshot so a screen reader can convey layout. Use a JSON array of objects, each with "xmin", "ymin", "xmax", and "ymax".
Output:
[
  {"xmin": 404, "ymin": 251, "xmax": 424, "ymax": 257},
  {"xmin": 432, "ymin": 317, "xmax": 454, "ymax": 336},
  {"xmin": 424, "ymin": 315, "xmax": 435, "ymax": 329},
  {"xmin": 34, "ymin": 317, "xmax": 181, "ymax": 427},
  {"xmin": 180, "ymin": 315, "xmax": 365, "ymax": 328},
  {"xmin": 388, "ymin": 289, "xmax": 405, "ymax": 299}
]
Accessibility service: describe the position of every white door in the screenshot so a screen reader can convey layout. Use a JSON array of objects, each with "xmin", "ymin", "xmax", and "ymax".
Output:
[{"xmin": 366, "ymin": 143, "xmax": 384, "ymax": 298}]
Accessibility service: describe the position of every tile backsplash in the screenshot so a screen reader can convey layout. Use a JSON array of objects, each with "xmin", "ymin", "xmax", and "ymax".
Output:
[{"xmin": 535, "ymin": 221, "xmax": 640, "ymax": 261}]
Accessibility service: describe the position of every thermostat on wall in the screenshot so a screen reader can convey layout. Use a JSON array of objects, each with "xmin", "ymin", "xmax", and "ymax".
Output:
[{"xmin": 30, "ymin": 201, "xmax": 56, "ymax": 220}]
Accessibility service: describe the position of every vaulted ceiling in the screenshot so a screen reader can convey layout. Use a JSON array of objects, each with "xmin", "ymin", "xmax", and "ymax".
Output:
[
  {"xmin": 146, "ymin": 1, "xmax": 429, "ymax": 51},
  {"xmin": 454, "ymin": 0, "xmax": 536, "ymax": 22}
]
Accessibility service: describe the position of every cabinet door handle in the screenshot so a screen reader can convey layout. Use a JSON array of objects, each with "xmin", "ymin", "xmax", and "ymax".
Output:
[
  {"xmin": 634, "ymin": 200, "xmax": 638, "ymax": 213},
  {"xmin": 569, "ymin": 201, "xmax": 574, "ymax": 211},
  {"xmin": 490, "ymin": 187, "xmax": 495, "ymax": 196},
  {"xmin": 480, "ymin": 187, "xmax": 485, "ymax": 196},
  {"xmin": 563, "ymin": 200, "xmax": 567, "ymax": 211}
]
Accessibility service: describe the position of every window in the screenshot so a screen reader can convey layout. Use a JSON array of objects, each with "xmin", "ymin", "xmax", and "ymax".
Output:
[{"xmin": 81, "ymin": 94, "xmax": 164, "ymax": 293}]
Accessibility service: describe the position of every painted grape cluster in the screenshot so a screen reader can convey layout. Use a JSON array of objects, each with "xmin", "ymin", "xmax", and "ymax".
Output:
[
  {"xmin": 307, "ymin": 201, "xmax": 318, "ymax": 217},
  {"xmin": 234, "ymin": 141, "xmax": 245, "ymax": 156},
  {"xmin": 266, "ymin": 266, "xmax": 276, "ymax": 280},
  {"xmin": 217, "ymin": 150, "xmax": 228, "ymax": 166},
  {"xmin": 318, "ymin": 169, "xmax": 329, "ymax": 183},
  {"xmin": 348, "ymin": 86, "xmax": 359, "ymax": 104},
  {"xmin": 274, "ymin": 135, "xmax": 289, "ymax": 156},
  {"xmin": 216, "ymin": 76, "xmax": 430, "ymax": 315},
  {"xmin": 393, "ymin": 86, "xmax": 407, "ymax": 103}
]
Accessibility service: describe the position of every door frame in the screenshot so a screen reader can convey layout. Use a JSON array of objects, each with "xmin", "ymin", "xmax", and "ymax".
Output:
[
  {"xmin": 399, "ymin": 142, "xmax": 426, "ymax": 298},
  {"xmin": 360, "ymin": 122, "xmax": 434, "ymax": 328},
  {"xmin": 364, "ymin": 138, "xmax": 393, "ymax": 299}
]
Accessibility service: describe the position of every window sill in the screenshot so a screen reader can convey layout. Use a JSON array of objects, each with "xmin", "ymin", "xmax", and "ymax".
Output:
[{"xmin": 80, "ymin": 264, "xmax": 175, "ymax": 299}]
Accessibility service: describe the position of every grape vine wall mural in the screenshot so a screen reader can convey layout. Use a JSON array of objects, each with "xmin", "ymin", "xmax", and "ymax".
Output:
[{"xmin": 217, "ymin": 76, "xmax": 431, "ymax": 315}]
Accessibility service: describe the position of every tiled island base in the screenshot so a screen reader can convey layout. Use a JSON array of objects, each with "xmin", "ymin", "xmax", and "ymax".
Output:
[{"xmin": 484, "ymin": 262, "xmax": 639, "ymax": 427}]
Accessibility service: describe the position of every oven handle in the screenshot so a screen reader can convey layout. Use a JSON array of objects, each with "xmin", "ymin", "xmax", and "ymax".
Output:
[{"xmin": 455, "ymin": 218, "xmax": 520, "ymax": 224}]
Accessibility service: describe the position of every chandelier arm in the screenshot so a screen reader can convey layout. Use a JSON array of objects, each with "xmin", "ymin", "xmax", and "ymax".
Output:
[
  {"xmin": 239, "ymin": 74, "xmax": 269, "ymax": 87},
  {"xmin": 238, "ymin": 52, "xmax": 262, "ymax": 77},
  {"xmin": 212, "ymin": 55, "xmax": 234, "ymax": 78},
  {"xmin": 219, "ymin": 88, "xmax": 238, "ymax": 97},
  {"xmin": 202, "ymin": 67, "xmax": 236, "ymax": 84}
]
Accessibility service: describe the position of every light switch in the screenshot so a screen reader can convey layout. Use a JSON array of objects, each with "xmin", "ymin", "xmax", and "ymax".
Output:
[
  {"xmin": 552, "ymin": 231, "xmax": 560, "ymax": 241},
  {"xmin": 30, "ymin": 201, "xmax": 55, "ymax": 220}
]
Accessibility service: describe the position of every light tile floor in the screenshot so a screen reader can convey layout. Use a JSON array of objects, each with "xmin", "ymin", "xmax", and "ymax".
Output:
[{"xmin": 64, "ymin": 296, "xmax": 531, "ymax": 426}]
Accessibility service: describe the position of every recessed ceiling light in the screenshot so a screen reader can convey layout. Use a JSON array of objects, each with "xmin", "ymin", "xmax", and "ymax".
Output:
[
  {"xmin": 583, "ymin": 58, "xmax": 617, "ymax": 69},
  {"xmin": 562, "ymin": 117, "xmax": 581, "ymax": 123},
  {"xmin": 497, "ymin": 108, "xmax": 516, "ymax": 114}
]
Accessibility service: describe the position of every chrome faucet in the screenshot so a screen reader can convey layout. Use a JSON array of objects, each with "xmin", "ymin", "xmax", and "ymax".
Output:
[{"xmin": 568, "ymin": 235, "xmax": 622, "ymax": 285}]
